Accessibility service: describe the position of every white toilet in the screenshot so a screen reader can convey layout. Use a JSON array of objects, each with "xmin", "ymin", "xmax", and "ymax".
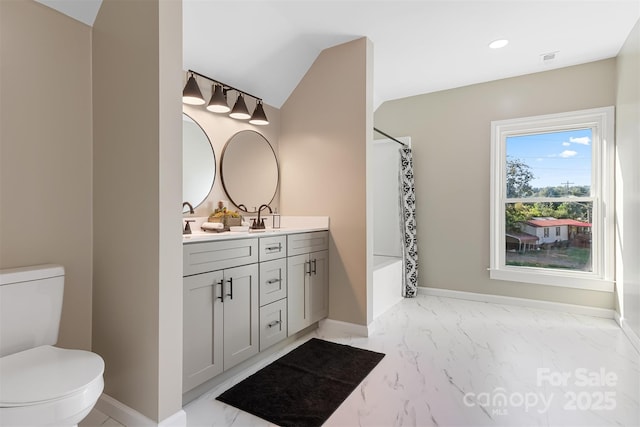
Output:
[{"xmin": 0, "ymin": 264, "xmax": 104, "ymax": 427}]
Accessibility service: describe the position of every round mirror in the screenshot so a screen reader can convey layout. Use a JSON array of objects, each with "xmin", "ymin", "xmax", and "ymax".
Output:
[
  {"xmin": 221, "ymin": 130, "xmax": 279, "ymax": 212},
  {"xmin": 183, "ymin": 113, "xmax": 215, "ymax": 212}
]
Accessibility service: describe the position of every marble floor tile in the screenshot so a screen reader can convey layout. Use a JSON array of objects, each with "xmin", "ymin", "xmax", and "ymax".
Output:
[
  {"xmin": 84, "ymin": 294, "xmax": 638, "ymax": 426},
  {"xmin": 80, "ymin": 407, "xmax": 125, "ymax": 427},
  {"xmin": 184, "ymin": 294, "xmax": 639, "ymax": 427}
]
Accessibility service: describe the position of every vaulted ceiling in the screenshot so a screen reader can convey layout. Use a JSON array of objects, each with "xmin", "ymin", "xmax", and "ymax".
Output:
[{"xmin": 37, "ymin": 0, "xmax": 640, "ymax": 109}]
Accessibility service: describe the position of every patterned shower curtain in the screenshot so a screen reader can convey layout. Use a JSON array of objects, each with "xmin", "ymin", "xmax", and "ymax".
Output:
[{"xmin": 399, "ymin": 146, "xmax": 418, "ymax": 297}]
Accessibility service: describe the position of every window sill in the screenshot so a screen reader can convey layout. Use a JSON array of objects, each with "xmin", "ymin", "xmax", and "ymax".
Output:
[{"xmin": 489, "ymin": 268, "xmax": 614, "ymax": 292}]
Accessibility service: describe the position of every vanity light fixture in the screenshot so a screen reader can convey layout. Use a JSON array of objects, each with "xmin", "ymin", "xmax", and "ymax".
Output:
[
  {"xmin": 183, "ymin": 70, "xmax": 269, "ymax": 125},
  {"xmin": 229, "ymin": 93, "xmax": 251, "ymax": 120},
  {"xmin": 182, "ymin": 71, "xmax": 205, "ymax": 105},
  {"xmin": 206, "ymin": 84, "xmax": 231, "ymax": 113},
  {"xmin": 249, "ymin": 100, "xmax": 269, "ymax": 125}
]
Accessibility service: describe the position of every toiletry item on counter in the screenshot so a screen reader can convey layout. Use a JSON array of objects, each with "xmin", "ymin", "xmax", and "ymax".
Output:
[
  {"xmin": 272, "ymin": 208, "xmax": 281, "ymax": 229},
  {"xmin": 201, "ymin": 222, "xmax": 224, "ymax": 231}
]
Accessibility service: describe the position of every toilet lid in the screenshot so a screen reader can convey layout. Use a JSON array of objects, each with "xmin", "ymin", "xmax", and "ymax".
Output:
[{"xmin": 0, "ymin": 345, "xmax": 104, "ymax": 406}]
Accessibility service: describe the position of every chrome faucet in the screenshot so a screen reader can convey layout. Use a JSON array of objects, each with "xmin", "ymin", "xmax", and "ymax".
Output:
[
  {"xmin": 251, "ymin": 204, "xmax": 272, "ymax": 230},
  {"xmin": 182, "ymin": 202, "xmax": 195, "ymax": 214}
]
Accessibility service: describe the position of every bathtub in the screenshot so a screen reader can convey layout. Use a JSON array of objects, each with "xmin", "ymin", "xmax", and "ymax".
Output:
[{"xmin": 372, "ymin": 255, "xmax": 403, "ymax": 319}]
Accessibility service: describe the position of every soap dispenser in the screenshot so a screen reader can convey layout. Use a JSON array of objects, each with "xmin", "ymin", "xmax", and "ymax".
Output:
[{"xmin": 272, "ymin": 208, "xmax": 281, "ymax": 229}]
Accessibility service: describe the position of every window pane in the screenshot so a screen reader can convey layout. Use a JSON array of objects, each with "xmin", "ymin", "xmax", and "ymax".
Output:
[
  {"xmin": 505, "ymin": 202, "xmax": 592, "ymax": 272},
  {"xmin": 506, "ymin": 129, "xmax": 592, "ymax": 198}
]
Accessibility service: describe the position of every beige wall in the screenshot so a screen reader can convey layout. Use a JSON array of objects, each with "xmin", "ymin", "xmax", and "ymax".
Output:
[
  {"xmin": 280, "ymin": 38, "xmax": 374, "ymax": 326},
  {"xmin": 93, "ymin": 0, "xmax": 183, "ymax": 422},
  {"xmin": 182, "ymin": 94, "xmax": 281, "ymax": 217},
  {"xmin": 616, "ymin": 20, "xmax": 640, "ymax": 338},
  {"xmin": 375, "ymin": 59, "xmax": 617, "ymax": 309},
  {"xmin": 157, "ymin": 0, "xmax": 184, "ymax": 420},
  {"xmin": 0, "ymin": 0, "xmax": 93, "ymax": 350}
]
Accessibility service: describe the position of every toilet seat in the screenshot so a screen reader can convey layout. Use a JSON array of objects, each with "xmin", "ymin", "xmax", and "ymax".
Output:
[
  {"xmin": 0, "ymin": 345, "xmax": 104, "ymax": 407},
  {"xmin": 0, "ymin": 346, "xmax": 104, "ymax": 426}
]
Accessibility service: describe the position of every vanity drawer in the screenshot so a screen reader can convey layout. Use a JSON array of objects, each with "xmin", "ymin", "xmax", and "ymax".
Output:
[
  {"xmin": 183, "ymin": 238, "xmax": 258, "ymax": 276},
  {"xmin": 259, "ymin": 298, "xmax": 287, "ymax": 351},
  {"xmin": 287, "ymin": 231, "xmax": 329, "ymax": 256},
  {"xmin": 259, "ymin": 258, "xmax": 287, "ymax": 306},
  {"xmin": 259, "ymin": 235, "xmax": 287, "ymax": 261}
]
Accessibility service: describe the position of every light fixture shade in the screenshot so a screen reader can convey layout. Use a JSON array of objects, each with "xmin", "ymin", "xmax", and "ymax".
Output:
[
  {"xmin": 182, "ymin": 74, "xmax": 205, "ymax": 105},
  {"xmin": 229, "ymin": 94, "xmax": 251, "ymax": 120},
  {"xmin": 206, "ymin": 84, "xmax": 230, "ymax": 113},
  {"xmin": 249, "ymin": 100, "xmax": 269, "ymax": 125}
]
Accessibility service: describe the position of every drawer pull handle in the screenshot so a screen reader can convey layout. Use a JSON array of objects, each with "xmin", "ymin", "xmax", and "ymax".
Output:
[
  {"xmin": 305, "ymin": 261, "xmax": 311, "ymax": 276},
  {"xmin": 266, "ymin": 278, "xmax": 282, "ymax": 284},
  {"xmin": 267, "ymin": 320, "xmax": 281, "ymax": 328},
  {"xmin": 312, "ymin": 259, "xmax": 317, "ymax": 275},
  {"xmin": 266, "ymin": 244, "xmax": 282, "ymax": 251}
]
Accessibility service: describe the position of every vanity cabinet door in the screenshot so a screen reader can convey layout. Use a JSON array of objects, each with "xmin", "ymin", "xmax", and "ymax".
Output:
[
  {"xmin": 287, "ymin": 250, "xmax": 329, "ymax": 336},
  {"xmin": 183, "ymin": 270, "xmax": 224, "ymax": 393},
  {"xmin": 309, "ymin": 250, "xmax": 329, "ymax": 324},
  {"xmin": 223, "ymin": 263, "xmax": 259, "ymax": 370},
  {"xmin": 287, "ymin": 253, "xmax": 311, "ymax": 336}
]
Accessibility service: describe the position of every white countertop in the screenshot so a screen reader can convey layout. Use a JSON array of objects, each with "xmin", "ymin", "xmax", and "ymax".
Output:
[{"xmin": 182, "ymin": 216, "xmax": 329, "ymax": 244}]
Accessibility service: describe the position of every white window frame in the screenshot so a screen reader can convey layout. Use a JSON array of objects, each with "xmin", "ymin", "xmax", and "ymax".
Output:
[{"xmin": 490, "ymin": 107, "xmax": 615, "ymax": 292}]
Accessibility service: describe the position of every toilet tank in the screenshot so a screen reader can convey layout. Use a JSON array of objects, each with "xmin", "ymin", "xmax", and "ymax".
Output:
[{"xmin": 0, "ymin": 264, "xmax": 65, "ymax": 357}]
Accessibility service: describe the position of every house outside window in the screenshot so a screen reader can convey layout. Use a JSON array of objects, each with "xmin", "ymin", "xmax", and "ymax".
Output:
[{"xmin": 490, "ymin": 107, "xmax": 614, "ymax": 292}]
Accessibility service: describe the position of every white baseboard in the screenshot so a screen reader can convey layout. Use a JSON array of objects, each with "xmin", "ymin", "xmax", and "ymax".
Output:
[
  {"xmin": 615, "ymin": 312, "xmax": 640, "ymax": 354},
  {"xmin": 417, "ymin": 287, "xmax": 615, "ymax": 319},
  {"xmin": 614, "ymin": 310, "xmax": 622, "ymax": 326},
  {"xmin": 318, "ymin": 318, "xmax": 373, "ymax": 337},
  {"xmin": 96, "ymin": 394, "xmax": 187, "ymax": 427},
  {"xmin": 158, "ymin": 409, "xmax": 187, "ymax": 427}
]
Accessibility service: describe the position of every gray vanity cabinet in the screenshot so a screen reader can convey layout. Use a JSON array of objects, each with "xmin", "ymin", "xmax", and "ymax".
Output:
[
  {"xmin": 258, "ymin": 236, "xmax": 288, "ymax": 351},
  {"xmin": 287, "ymin": 232, "xmax": 329, "ymax": 336},
  {"xmin": 221, "ymin": 263, "xmax": 259, "ymax": 369},
  {"xmin": 182, "ymin": 239, "xmax": 259, "ymax": 393},
  {"xmin": 183, "ymin": 269, "xmax": 223, "ymax": 392},
  {"xmin": 308, "ymin": 249, "xmax": 329, "ymax": 323},
  {"xmin": 182, "ymin": 230, "xmax": 329, "ymax": 394}
]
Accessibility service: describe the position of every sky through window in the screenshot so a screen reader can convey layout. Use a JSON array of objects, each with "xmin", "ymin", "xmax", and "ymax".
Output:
[{"xmin": 506, "ymin": 128, "xmax": 592, "ymax": 189}]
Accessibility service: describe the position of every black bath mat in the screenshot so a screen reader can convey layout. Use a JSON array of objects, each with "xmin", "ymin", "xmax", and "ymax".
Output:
[{"xmin": 216, "ymin": 338, "xmax": 385, "ymax": 427}]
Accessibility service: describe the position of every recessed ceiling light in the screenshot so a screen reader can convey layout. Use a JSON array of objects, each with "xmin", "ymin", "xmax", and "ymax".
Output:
[{"xmin": 489, "ymin": 39, "xmax": 509, "ymax": 49}]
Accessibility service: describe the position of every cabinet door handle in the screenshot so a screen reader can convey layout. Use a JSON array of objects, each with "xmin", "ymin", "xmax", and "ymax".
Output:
[
  {"xmin": 267, "ymin": 320, "xmax": 281, "ymax": 328},
  {"xmin": 305, "ymin": 260, "xmax": 311, "ymax": 276},
  {"xmin": 226, "ymin": 277, "xmax": 233, "ymax": 300},
  {"xmin": 217, "ymin": 279, "xmax": 224, "ymax": 302},
  {"xmin": 266, "ymin": 278, "xmax": 282, "ymax": 284},
  {"xmin": 312, "ymin": 259, "xmax": 317, "ymax": 275}
]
